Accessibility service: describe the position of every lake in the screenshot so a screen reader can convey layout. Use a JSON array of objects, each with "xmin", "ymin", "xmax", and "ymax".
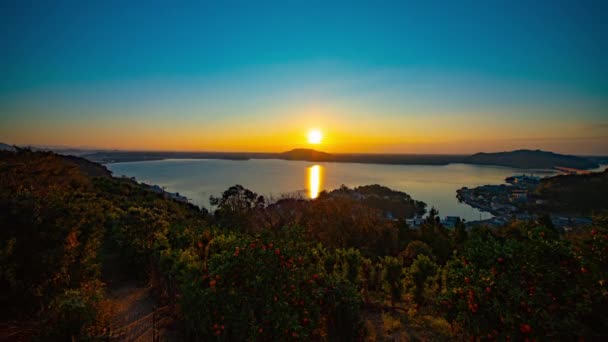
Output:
[{"xmin": 105, "ymin": 158, "xmax": 558, "ymax": 222}]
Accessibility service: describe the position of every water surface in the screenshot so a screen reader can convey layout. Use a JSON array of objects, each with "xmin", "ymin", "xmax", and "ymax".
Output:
[{"xmin": 108, "ymin": 159, "xmax": 552, "ymax": 222}]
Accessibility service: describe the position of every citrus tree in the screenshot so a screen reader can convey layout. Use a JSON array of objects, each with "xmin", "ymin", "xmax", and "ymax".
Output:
[{"xmin": 440, "ymin": 225, "xmax": 606, "ymax": 339}]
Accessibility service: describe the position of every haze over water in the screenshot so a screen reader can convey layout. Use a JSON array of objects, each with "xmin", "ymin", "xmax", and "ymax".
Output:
[{"xmin": 107, "ymin": 159, "xmax": 547, "ymax": 222}]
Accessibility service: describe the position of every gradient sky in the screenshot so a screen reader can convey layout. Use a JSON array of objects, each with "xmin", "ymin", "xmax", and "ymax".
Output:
[{"xmin": 1, "ymin": 0, "xmax": 607, "ymax": 154}]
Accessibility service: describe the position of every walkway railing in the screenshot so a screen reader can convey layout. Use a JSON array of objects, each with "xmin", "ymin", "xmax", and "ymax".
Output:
[{"xmin": 105, "ymin": 305, "xmax": 171, "ymax": 341}]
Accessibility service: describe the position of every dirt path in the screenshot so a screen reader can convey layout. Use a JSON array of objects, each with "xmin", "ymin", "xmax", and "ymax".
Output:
[
  {"xmin": 102, "ymin": 252, "xmax": 159, "ymax": 341},
  {"xmin": 107, "ymin": 283, "xmax": 156, "ymax": 340}
]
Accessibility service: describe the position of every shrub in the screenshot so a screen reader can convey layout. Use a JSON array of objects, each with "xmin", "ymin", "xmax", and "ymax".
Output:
[
  {"xmin": 383, "ymin": 256, "xmax": 403, "ymax": 306},
  {"xmin": 179, "ymin": 230, "xmax": 363, "ymax": 340},
  {"xmin": 408, "ymin": 254, "xmax": 438, "ymax": 306},
  {"xmin": 439, "ymin": 224, "xmax": 607, "ymax": 339},
  {"xmin": 323, "ymin": 276, "xmax": 364, "ymax": 341},
  {"xmin": 341, "ymin": 248, "xmax": 363, "ymax": 285},
  {"xmin": 43, "ymin": 280, "xmax": 106, "ymax": 340},
  {"xmin": 400, "ymin": 240, "xmax": 434, "ymax": 266}
]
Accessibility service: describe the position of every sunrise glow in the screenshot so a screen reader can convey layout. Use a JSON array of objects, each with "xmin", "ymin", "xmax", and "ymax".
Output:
[{"xmin": 307, "ymin": 130, "xmax": 323, "ymax": 145}]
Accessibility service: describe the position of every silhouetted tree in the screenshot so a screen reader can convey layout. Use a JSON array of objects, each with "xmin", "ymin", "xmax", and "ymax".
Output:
[
  {"xmin": 453, "ymin": 218, "xmax": 468, "ymax": 247},
  {"xmin": 419, "ymin": 208, "xmax": 452, "ymax": 264},
  {"xmin": 210, "ymin": 185, "xmax": 265, "ymax": 231}
]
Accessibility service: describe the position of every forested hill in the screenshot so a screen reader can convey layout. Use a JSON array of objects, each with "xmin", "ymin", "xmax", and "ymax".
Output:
[
  {"xmin": 532, "ymin": 169, "xmax": 608, "ymax": 215},
  {"xmin": 464, "ymin": 149, "xmax": 599, "ymax": 170},
  {"xmin": 0, "ymin": 149, "xmax": 208, "ymax": 338}
]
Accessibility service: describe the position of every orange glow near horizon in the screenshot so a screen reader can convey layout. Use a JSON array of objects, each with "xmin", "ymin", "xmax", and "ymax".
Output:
[
  {"xmin": 307, "ymin": 165, "xmax": 323, "ymax": 199},
  {"xmin": 2, "ymin": 109, "xmax": 608, "ymax": 155}
]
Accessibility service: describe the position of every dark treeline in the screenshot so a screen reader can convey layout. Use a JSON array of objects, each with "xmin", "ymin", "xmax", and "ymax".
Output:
[
  {"xmin": 1, "ymin": 149, "xmax": 607, "ymax": 340},
  {"xmin": 528, "ymin": 169, "xmax": 608, "ymax": 215}
]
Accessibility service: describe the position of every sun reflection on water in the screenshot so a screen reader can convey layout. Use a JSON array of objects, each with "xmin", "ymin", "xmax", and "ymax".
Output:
[{"xmin": 307, "ymin": 165, "xmax": 323, "ymax": 199}]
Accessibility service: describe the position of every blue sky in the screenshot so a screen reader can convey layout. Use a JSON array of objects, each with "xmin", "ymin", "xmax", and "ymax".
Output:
[{"xmin": 1, "ymin": 0, "xmax": 607, "ymax": 153}]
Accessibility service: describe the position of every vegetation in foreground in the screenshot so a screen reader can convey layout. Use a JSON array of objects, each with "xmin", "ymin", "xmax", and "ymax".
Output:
[{"xmin": 1, "ymin": 149, "xmax": 607, "ymax": 340}]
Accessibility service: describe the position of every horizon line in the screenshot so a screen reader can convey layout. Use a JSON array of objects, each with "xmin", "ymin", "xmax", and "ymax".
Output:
[{"xmin": 4, "ymin": 143, "xmax": 608, "ymax": 157}]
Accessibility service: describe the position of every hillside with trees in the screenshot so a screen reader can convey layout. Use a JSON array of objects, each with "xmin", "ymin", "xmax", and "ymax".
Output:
[
  {"xmin": 530, "ymin": 169, "xmax": 608, "ymax": 215},
  {"xmin": 464, "ymin": 149, "xmax": 599, "ymax": 170},
  {"xmin": 1, "ymin": 149, "xmax": 607, "ymax": 340},
  {"xmin": 324, "ymin": 184, "xmax": 427, "ymax": 219}
]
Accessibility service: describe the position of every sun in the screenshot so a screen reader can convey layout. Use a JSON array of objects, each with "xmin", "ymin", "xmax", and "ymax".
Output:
[{"xmin": 307, "ymin": 129, "xmax": 323, "ymax": 144}]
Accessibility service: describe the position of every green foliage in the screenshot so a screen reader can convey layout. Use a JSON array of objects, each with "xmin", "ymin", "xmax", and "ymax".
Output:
[
  {"xmin": 210, "ymin": 184, "xmax": 265, "ymax": 232},
  {"xmin": 370, "ymin": 262, "xmax": 384, "ymax": 293},
  {"xmin": 532, "ymin": 169, "xmax": 608, "ymax": 215},
  {"xmin": 178, "ymin": 231, "xmax": 363, "ymax": 340},
  {"xmin": 0, "ymin": 150, "xmax": 208, "ymax": 337},
  {"xmin": 323, "ymin": 252, "xmax": 337, "ymax": 275},
  {"xmin": 408, "ymin": 254, "xmax": 438, "ymax": 306},
  {"xmin": 300, "ymin": 196, "xmax": 400, "ymax": 256},
  {"xmin": 453, "ymin": 218, "xmax": 468, "ymax": 247},
  {"xmin": 43, "ymin": 280, "xmax": 106, "ymax": 340},
  {"xmin": 383, "ymin": 256, "xmax": 403, "ymax": 306},
  {"xmin": 400, "ymin": 240, "xmax": 434, "ymax": 266},
  {"xmin": 417, "ymin": 208, "xmax": 453, "ymax": 264},
  {"xmin": 0, "ymin": 150, "xmax": 110, "ymax": 319},
  {"xmin": 323, "ymin": 276, "xmax": 364, "ymax": 341},
  {"xmin": 396, "ymin": 219, "xmax": 414, "ymax": 250},
  {"xmin": 439, "ymin": 223, "xmax": 608, "ymax": 339},
  {"xmin": 329, "ymin": 184, "xmax": 426, "ymax": 219},
  {"xmin": 339, "ymin": 248, "xmax": 363, "ymax": 285}
]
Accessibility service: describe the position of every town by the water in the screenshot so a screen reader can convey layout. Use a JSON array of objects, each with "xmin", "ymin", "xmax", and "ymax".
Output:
[{"xmin": 456, "ymin": 172, "xmax": 593, "ymax": 230}]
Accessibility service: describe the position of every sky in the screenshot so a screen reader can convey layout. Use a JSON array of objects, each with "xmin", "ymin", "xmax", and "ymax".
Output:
[{"xmin": 1, "ymin": 0, "xmax": 607, "ymax": 154}]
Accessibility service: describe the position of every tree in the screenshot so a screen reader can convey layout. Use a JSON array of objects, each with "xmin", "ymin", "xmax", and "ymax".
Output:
[
  {"xmin": 210, "ymin": 185, "xmax": 265, "ymax": 212},
  {"xmin": 453, "ymin": 218, "xmax": 468, "ymax": 247},
  {"xmin": 419, "ymin": 208, "xmax": 452, "ymax": 264},
  {"xmin": 400, "ymin": 240, "xmax": 434, "ymax": 266},
  {"xmin": 383, "ymin": 256, "xmax": 403, "ymax": 307},
  {"xmin": 423, "ymin": 207, "xmax": 441, "ymax": 227},
  {"xmin": 397, "ymin": 219, "xmax": 414, "ymax": 251},
  {"xmin": 408, "ymin": 254, "xmax": 438, "ymax": 306},
  {"xmin": 210, "ymin": 185, "xmax": 265, "ymax": 231},
  {"xmin": 440, "ymin": 223, "xmax": 608, "ymax": 338},
  {"xmin": 341, "ymin": 248, "xmax": 363, "ymax": 285}
]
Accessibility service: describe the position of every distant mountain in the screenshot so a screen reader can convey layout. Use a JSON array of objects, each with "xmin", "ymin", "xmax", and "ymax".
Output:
[
  {"xmin": 280, "ymin": 148, "xmax": 333, "ymax": 162},
  {"xmin": 57, "ymin": 146, "xmax": 604, "ymax": 169},
  {"xmin": 464, "ymin": 150, "xmax": 599, "ymax": 170}
]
